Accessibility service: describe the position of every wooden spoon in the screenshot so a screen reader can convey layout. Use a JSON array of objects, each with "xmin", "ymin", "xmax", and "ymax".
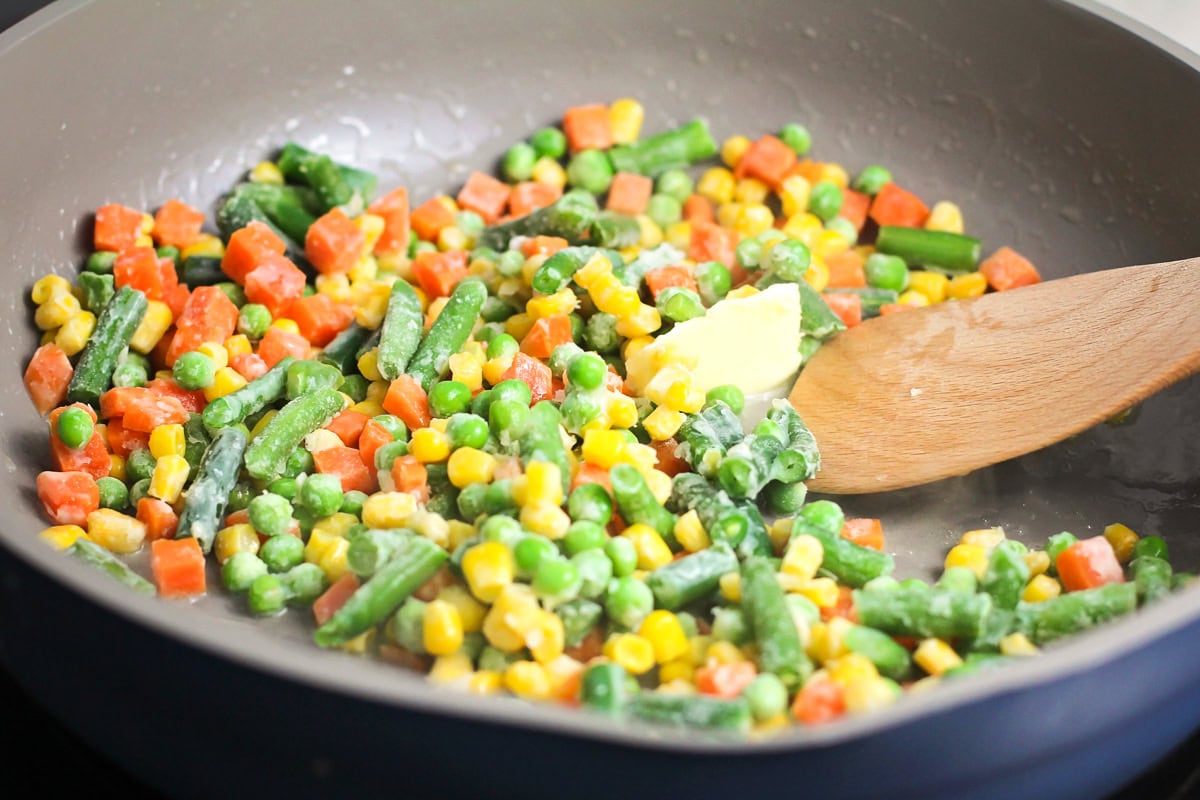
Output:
[{"xmin": 788, "ymin": 257, "xmax": 1200, "ymax": 494}]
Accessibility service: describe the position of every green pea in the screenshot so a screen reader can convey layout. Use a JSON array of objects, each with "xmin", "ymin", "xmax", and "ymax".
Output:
[
  {"xmin": 96, "ymin": 476, "xmax": 129, "ymax": 510},
  {"xmin": 566, "ymin": 149, "xmax": 614, "ymax": 195},
  {"xmin": 282, "ymin": 447, "xmax": 315, "ymax": 479},
  {"xmin": 645, "ymin": 193, "xmax": 682, "ymax": 229},
  {"xmin": 155, "ymin": 245, "xmax": 180, "ymax": 265},
  {"xmin": 807, "ymin": 180, "xmax": 844, "ymax": 222},
  {"xmin": 340, "ymin": 490, "xmax": 368, "ymax": 517},
  {"xmin": 705, "ymin": 385, "xmax": 745, "ymax": 415},
  {"xmin": 222, "ymin": 552, "xmax": 268, "ymax": 592},
  {"xmin": 486, "ymin": 333, "xmax": 520, "ymax": 361},
  {"xmin": 825, "ymin": 216, "xmax": 859, "ymax": 246},
  {"xmin": 56, "ymin": 407, "xmax": 94, "ymax": 449},
  {"xmin": 865, "ymin": 253, "xmax": 910, "ymax": 292},
  {"xmin": 533, "ymin": 557, "xmax": 582, "ymax": 605},
  {"xmin": 491, "ymin": 379, "xmax": 532, "ymax": 407},
  {"xmin": 862, "ymin": 576, "xmax": 901, "ymax": 593},
  {"xmin": 604, "ymin": 537, "xmax": 638, "ymax": 578},
  {"xmin": 372, "ymin": 414, "xmax": 409, "ymax": 442},
  {"xmin": 549, "ymin": 342, "xmax": 585, "ymax": 378},
  {"xmin": 469, "ymin": 388, "xmax": 494, "ymax": 420},
  {"xmin": 340, "ymin": 374, "xmax": 369, "ymax": 403},
  {"xmin": 566, "ymin": 353, "xmax": 607, "ymax": 392},
  {"xmin": 1046, "ymin": 532, "xmax": 1079, "ymax": 570},
  {"xmin": 584, "ymin": 312, "xmax": 621, "ymax": 353},
  {"xmin": 798, "ymin": 499, "xmax": 844, "ymax": 534},
  {"xmin": 568, "ymin": 483, "xmax": 613, "ymax": 526},
  {"xmin": 226, "ymin": 482, "xmax": 253, "ymax": 513},
  {"xmin": 443, "ymin": 413, "xmax": 487, "ymax": 450},
  {"xmin": 479, "ymin": 515, "xmax": 524, "ymax": 548},
  {"xmin": 743, "ymin": 674, "xmax": 789, "ymax": 721},
  {"xmin": 735, "ymin": 237, "xmax": 763, "ymax": 271},
  {"xmin": 259, "ymin": 533, "xmax": 306, "ymax": 573},
  {"xmin": 414, "ymin": 241, "xmax": 437, "ymax": 256},
  {"xmin": 374, "ymin": 440, "xmax": 410, "ymax": 472},
  {"xmin": 572, "ymin": 549, "xmax": 614, "ymax": 600},
  {"xmin": 173, "ymin": 351, "xmax": 216, "ymax": 391},
  {"xmin": 299, "ymin": 472, "xmax": 344, "ymax": 518},
  {"xmin": 235, "ymin": 303, "xmax": 271, "ymax": 339},
  {"xmin": 127, "ymin": 478, "xmax": 151, "ymax": 508},
  {"xmin": 216, "ymin": 282, "xmax": 247, "ymax": 308},
  {"xmin": 899, "ymin": 577, "xmax": 930, "ymax": 591},
  {"xmin": 266, "ymin": 477, "xmax": 299, "ymax": 502},
  {"xmin": 656, "ymin": 287, "xmax": 706, "ymax": 323},
  {"xmin": 514, "ymin": 536, "xmax": 558, "ymax": 580},
  {"xmin": 694, "ymin": 261, "xmax": 732, "ymax": 305},
  {"xmin": 85, "ymin": 250, "xmax": 117, "ymax": 274},
  {"xmin": 779, "ymin": 123, "xmax": 813, "ymax": 156},
  {"xmin": 712, "ymin": 606, "xmax": 751, "ymax": 645},
  {"xmin": 247, "ymin": 573, "xmax": 287, "ymax": 615},
  {"xmin": 564, "ymin": 520, "xmax": 607, "ymax": 555},
  {"xmin": 496, "ymin": 250, "xmax": 526, "ymax": 278},
  {"xmin": 655, "ymin": 169, "xmax": 694, "ymax": 203},
  {"xmin": 530, "ymin": 127, "xmax": 567, "ymax": 160},
  {"xmin": 428, "ymin": 380, "xmax": 473, "ymax": 419},
  {"xmin": 248, "ymin": 492, "xmax": 293, "ymax": 537},
  {"xmin": 852, "ymin": 165, "xmax": 892, "ymax": 196},
  {"xmin": 1133, "ymin": 535, "xmax": 1169, "ymax": 561},
  {"xmin": 456, "ymin": 210, "xmax": 485, "ymax": 238},
  {"xmin": 764, "ymin": 239, "xmax": 812, "ymax": 282},
  {"xmin": 560, "ymin": 391, "xmax": 604, "ymax": 432},
  {"xmin": 111, "ymin": 360, "xmax": 148, "ymax": 388},
  {"xmin": 604, "ymin": 576, "xmax": 654, "ymax": 629},
  {"xmin": 503, "ymin": 142, "xmax": 537, "ymax": 182},
  {"xmin": 125, "ymin": 448, "xmax": 157, "ymax": 483}
]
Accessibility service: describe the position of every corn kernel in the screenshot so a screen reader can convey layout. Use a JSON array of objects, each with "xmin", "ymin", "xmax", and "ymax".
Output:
[
  {"xmin": 249, "ymin": 160, "xmax": 284, "ymax": 184},
  {"xmin": 149, "ymin": 455, "xmax": 189, "ymax": 504},
  {"xmin": 204, "ymin": 366, "xmax": 248, "ymax": 401},
  {"xmin": 181, "ymin": 233, "xmax": 224, "ymax": 260},
  {"xmin": 807, "ymin": 618, "xmax": 852, "ymax": 663},
  {"xmin": 733, "ymin": 203, "xmax": 774, "ymax": 238},
  {"xmin": 944, "ymin": 543, "xmax": 990, "ymax": 580},
  {"xmin": 715, "ymin": 201, "xmax": 742, "ymax": 229},
  {"xmin": 427, "ymin": 653, "xmax": 473, "ymax": 686},
  {"xmin": 720, "ymin": 135, "xmax": 751, "ymax": 169},
  {"xmin": 896, "ymin": 289, "xmax": 931, "ymax": 308},
  {"xmin": 422, "ymin": 599, "xmax": 465, "ymax": 657},
  {"xmin": 947, "ymin": 271, "xmax": 988, "ymax": 299},
  {"xmin": 664, "ymin": 382, "xmax": 706, "ymax": 415},
  {"xmin": 223, "ymin": 334, "xmax": 252, "ymax": 358},
  {"xmin": 354, "ymin": 283, "xmax": 392, "ymax": 329},
  {"xmin": 526, "ymin": 610, "xmax": 566, "ymax": 664},
  {"xmin": 621, "ymin": 443, "xmax": 658, "ymax": 474},
  {"xmin": 914, "ymin": 639, "xmax": 962, "ymax": 676},
  {"xmin": 504, "ymin": 660, "xmax": 552, "ymax": 700},
  {"xmin": 504, "ymin": 311, "xmax": 535, "ymax": 341},
  {"xmin": 828, "ymin": 652, "xmax": 879, "ymax": 687},
  {"xmin": 410, "ymin": 427, "xmax": 451, "ymax": 464},
  {"xmin": 1000, "ymin": 632, "xmax": 1040, "ymax": 657},
  {"xmin": 519, "ymin": 501, "xmax": 570, "ymax": 539},
  {"xmin": 705, "ymin": 639, "xmax": 746, "ymax": 665},
  {"xmin": 437, "ymin": 583, "xmax": 486, "ymax": 634},
  {"xmin": 819, "ymin": 163, "xmax": 850, "ymax": 189},
  {"xmin": 604, "ymin": 633, "xmax": 656, "ymax": 675},
  {"xmin": 725, "ymin": 285, "xmax": 761, "ymax": 300},
  {"xmin": 1023, "ymin": 549, "xmax": 1051, "ymax": 577},
  {"xmin": 572, "ymin": 252, "xmax": 613, "ymax": 289},
  {"xmin": 214, "ymin": 523, "xmax": 260, "ymax": 565},
  {"xmin": 339, "ymin": 629, "xmax": 372, "ymax": 655},
  {"xmin": 31, "ymin": 274, "xmax": 72, "ymax": 305},
  {"xmin": 813, "ymin": 229, "xmax": 851, "ymax": 259},
  {"xmin": 483, "ymin": 583, "xmax": 540, "ymax": 651},
  {"xmin": 54, "ymin": 310, "xmax": 96, "ymax": 356},
  {"xmin": 85, "ymin": 509, "xmax": 146, "ymax": 554},
  {"xmin": 149, "ymin": 424, "xmax": 186, "ymax": 459},
  {"xmin": 908, "ymin": 271, "xmax": 949, "ymax": 305},
  {"xmin": 463, "ymin": 541, "xmax": 514, "ymax": 604},
  {"xmin": 39, "ymin": 524, "xmax": 88, "ymax": 550},
  {"xmin": 361, "ymin": 492, "xmax": 417, "ymax": 529},
  {"xmin": 304, "ymin": 531, "xmax": 348, "ymax": 578},
  {"xmin": 108, "ymin": 454, "xmax": 126, "ymax": 482},
  {"xmin": 523, "ymin": 461, "xmax": 564, "ymax": 507},
  {"xmin": 664, "ymin": 221, "xmax": 692, "ymax": 250},
  {"xmin": 447, "ymin": 521, "xmax": 477, "ymax": 553},
  {"xmin": 133, "ymin": 233, "xmax": 154, "ymax": 248},
  {"xmin": 39, "ymin": 329, "xmax": 57, "ymax": 347},
  {"xmin": 269, "ymin": 318, "xmax": 300, "ymax": 337},
  {"xmin": 635, "ymin": 214, "xmax": 664, "ymax": 249},
  {"xmin": 697, "ymin": 167, "xmax": 736, "ymax": 205},
  {"xmin": 842, "ymin": 676, "xmax": 899, "ymax": 714},
  {"xmin": 925, "ymin": 201, "xmax": 964, "ymax": 233},
  {"xmin": 606, "ymin": 394, "xmax": 639, "ymax": 429},
  {"xmin": 960, "ymin": 527, "xmax": 1006, "ymax": 549},
  {"xmin": 640, "ymin": 405, "xmax": 683, "ymax": 441},
  {"xmin": 531, "ymin": 156, "xmax": 566, "ymax": 190},
  {"xmin": 719, "ymin": 571, "xmax": 741, "ymax": 603},
  {"xmin": 482, "ymin": 355, "xmax": 515, "ymax": 387},
  {"xmin": 802, "ymin": 253, "xmax": 830, "ymax": 293},
  {"xmin": 638, "ymin": 610, "xmax": 690, "ymax": 664},
  {"xmin": 581, "ymin": 429, "xmax": 626, "ymax": 469},
  {"xmin": 1022, "ymin": 573, "xmax": 1063, "ymax": 603},
  {"xmin": 778, "ymin": 175, "xmax": 812, "ymax": 218},
  {"xmin": 357, "ymin": 349, "xmax": 382, "ymax": 381},
  {"xmin": 643, "ymin": 469, "xmax": 673, "ymax": 506},
  {"xmin": 734, "ymin": 177, "xmax": 770, "ymax": 205},
  {"xmin": 303, "ymin": 428, "xmax": 343, "ymax": 453},
  {"xmin": 782, "ymin": 534, "xmax": 824, "ymax": 581},
  {"xmin": 436, "ymin": 225, "xmax": 469, "ymax": 253},
  {"xmin": 1103, "ymin": 523, "xmax": 1139, "ymax": 563},
  {"xmin": 446, "ymin": 447, "xmax": 497, "ymax": 489},
  {"xmin": 659, "ymin": 659, "xmax": 695, "ymax": 684},
  {"xmin": 35, "ymin": 292, "xmax": 81, "ymax": 331},
  {"xmin": 793, "ymin": 576, "xmax": 840, "ymax": 608},
  {"xmin": 526, "ymin": 288, "xmax": 579, "ymax": 320},
  {"xmin": 674, "ymin": 510, "xmax": 710, "ymax": 553},
  {"xmin": 350, "ymin": 400, "xmax": 385, "ymax": 418},
  {"xmin": 608, "ymin": 97, "xmax": 644, "ymax": 145},
  {"xmin": 622, "ymin": 523, "xmax": 674, "ymax": 571},
  {"xmin": 310, "ymin": 512, "xmax": 358, "ymax": 541},
  {"xmin": 193, "ymin": 341, "xmax": 227, "ymax": 370},
  {"xmin": 468, "ymin": 670, "xmax": 503, "ymax": 695}
]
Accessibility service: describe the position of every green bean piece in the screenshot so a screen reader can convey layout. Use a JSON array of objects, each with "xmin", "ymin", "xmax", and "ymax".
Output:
[
  {"xmin": 676, "ymin": 400, "xmax": 745, "ymax": 473},
  {"xmin": 854, "ymin": 587, "xmax": 994, "ymax": 640},
  {"xmin": 318, "ymin": 322, "xmax": 375, "ymax": 375},
  {"xmin": 580, "ymin": 662, "xmax": 629, "ymax": 713},
  {"xmin": 175, "ymin": 426, "xmax": 249, "ymax": 554},
  {"xmin": 645, "ymin": 543, "xmax": 738, "ymax": 610},
  {"xmin": 936, "ymin": 565, "xmax": 979, "ymax": 594},
  {"xmin": 875, "ymin": 226, "xmax": 981, "ymax": 273},
  {"xmin": 524, "ymin": 245, "xmax": 608, "ymax": 294},
  {"xmin": 607, "ymin": 119, "xmax": 718, "ymax": 177},
  {"xmin": 825, "ymin": 286, "xmax": 901, "ymax": 319},
  {"xmin": 277, "ymin": 143, "xmax": 376, "ymax": 213},
  {"xmin": 406, "ymin": 279, "xmax": 488, "ymax": 392},
  {"xmin": 610, "ymin": 464, "xmax": 677, "ymax": 544},
  {"xmin": 376, "ymin": 279, "xmax": 424, "ymax": 380},
  {"xmin": 557, "ymin": 598, "xmax": 604, "ymax": 648},
  {"xmin": 202, "ymin": 356, "xmax": 296, "ymax": 429},
  {"xmin": 717, "ymin": 434, "xmax": 784, "ymax": 499},
  {"xmin": 78, "ymin": 271, "xmax": 116, "ymax": 314},
  {"xmin": 67, "ymin": 539, "xmax": 155, "ymax": 595},
  {"xmin": 844, "ymin": 624, "xmax": 912, "ymax": 681},
  {"xmin": 626, "ymin": 693, "xmax": 751, "ymax": 733},
  {"xmin": 476, "ymin": 190, "xmax": 598, "ymax": 251},
  {"xmin": 243, "ymin": 388, "xmax": 345, "ymax": 481},
  {"xmin": 286, "ymin": 359, "xmax": 343, "ymax": 400},
  {"xmin": 314, "ymin": 535, "xmax": 447, "ymax": 648},
  {"xmin": 791, "ymin": 517, "xmax": 893, "ymax": 588},
  {"xmin": 981, "ymin": 540, "xmax": 1031, "ymax": 611},
  {"xmin": 763, "ymin": 481, "xmax": 808, "ymax": 515},
  {"xmin": 1131, "ymin": 556, "xmax": 1173, "ymax": 605},
  {"xmin": 1132, "ymin": 535, "xmax": 1169, "ymax": 562},
  {"xmin": 65, "ymin": 286, "xmax": 148, "ymax": 405},
  {"xmin": 797, "ymin": 279, "xmax": 847, "ymax": 341},
  {"xmin": 741, "ymin": 557, "xmax": 810, "ymax": 688},
  {"xmin": 1016, "ymin": 582, "xmax": 1138, "ymax": 645},
  {"xmin": 517, "ymin": 402, "xmax": 573, "ymax": 495}
]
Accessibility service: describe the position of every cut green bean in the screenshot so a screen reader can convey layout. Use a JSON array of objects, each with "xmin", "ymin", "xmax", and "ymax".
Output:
[
  {"xmin": 243, "ymin": 388, "xmax": 345, "ymax": 481},
  {"xmin": 67, "ymin": 538, "xmax": 155, "ymax": 595},
  {"xmin": 65, "ymin": 286, "xmax": 148, "ymax": 405},
  {"xmin": 176, "ymin": 426, "xmax": 249, "ymax": 553},
  {"xmin": 854, "ymin": 587, "xmax": 993, "ymax": 640},
  {"xmin": 477, "ymin": 190, "xmax": 598, "ymax": 250},
  {"xmin": 376, "ymin": 279, "xmax": 424, "ymax": 380},
  {"xmin": 875, "ymin": 225, "xmax": 981, "ymax": 273},
  {"xmin": 1016, "ymin": 582, "xmax": 1137, "ymax": 644},
  {"xmin": 607, "ymin": 119, "xmax": 719, "ymax": 177},
  {"xmin": 741, "ymin": 557, "xmax": 810, "ymax": 688},
  {"xmin": 406, "ymin": 279, "xmax": 488, "ymax": 392},
  {"xmin": 645, "ymin": 543, "xmax": 738, "ymax": 610},
  {"xmin": 202, "ymin": 356, "xmax": 296, "ymax": 429}
]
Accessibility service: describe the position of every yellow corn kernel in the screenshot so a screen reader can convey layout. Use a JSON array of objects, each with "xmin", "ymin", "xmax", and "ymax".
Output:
[
  {"xmin": 642, "ymin": 363, "xmax": 692, "ymax": 404},
  {"xmin": 339, "ymin": 629, "xmax": 372, "ymax": 655},
  {"xmin": 636, "ymin": 214, "xmax": 664, "ymax": 249},
  {"xmin": 526, "ymin": 611, "xmax": 565, "ymax": 664},
  {"xmin": 442, "ymin": 349, "xmax": 480, "ymax": 394},
  {"xmin": 769, "ymin": 517, "xmax": 794, "ymax": 555},
  {"xmin": 149, "ymin": 455, "xmax": 189, "ymax": 504},
  {"xmin": 437, "ymin": 225, "xmax": 470, "ymax": 253},
  {"xmin": 195, "ymin": 341, "xmax": 228, "ymax": 369},
  {"xmin": 925, "ymin": 201, "xmax": 964, "ymax": 234},
  {"xmin": 304, "ymin": 529, "xmax": 341, "ymax": 569},
  {"xmin": 945, "ymin": 543, "xmax": 990, "ymax": 580},
  {"xmin": 733, "ymin": 203, "xmax": 774, "ymax": 238},
  {"xmin": 782, "ymin": 211, "xmax": 824, "ymax": 246},
  {"xmin": 1000, "ymin": 632, "xmax": 1040, "ymax": 657},
  {"xmin": 317, "ymin": 538, "xmax": 352, "ymax": 582},
  {"xmin": 734, "ymin": 177, "xmax": 770, "ymax": 205},
  {"xmin": 581, "ymin": 429, "xmax": 626, "ymax": 468},
  {"xmin": 793, "ymin": 576, "xmax": 840, "ymax": 609},
  {"xmin": 203, "ymin": 367, "xmax": 248, "ymax": 402},
  {"xmin": 714, "ymin": 201, "xmax": 742, "ymax": 230},
  {"xmin": 725, "ymin": 285, "xmax": 760, "ymax": 300},
  {"xmin": 778, "ymin": 175, "xmax": 812, "ymax": 218},
  {"xmin": 604, "ymin": 633, "xmax": 656, "ymax": 675},
  {"xmin": 85, "ymin": 509, "xmax": 146, "ymax": 554},
  {"xmin": 907, "ymin": 271, "xmax": 949, "ymax": 305},
  {"xmin": 697, "ymin": 166, "xmax": 736, "ymax": 204},
  {"xmin": 352, "ymin": 257, "xmax": 383, "ymax": 286},
  {"xmin": 621, "ymin": 443, "xmax": 658, "ymax": 475},
  {"xmin": 526, "ymin": 287, "xmax": 579, "ymax": 320},
  {"xmin": 360, "ymin": 492, "xmax": 417, "ymax": 529},
  {"xmin": 638, "ymin": 610, "xmax": 690, "ymax": 664},
  {"xmin": 686, "ymin": 635, "xmax": 713, "ymax": 666},
  {"xmin": 719, "ymin": 571, "xmax": 741, "ymax": 603},
  {"xmin": 108, "ymin": 454, "xmax": 126, "ymax": 482},
  {"xmin": 532, "ymin": 156, "xmax": 567, "ymax": 190},
  {"xmin": 482, "ymin": 583, "xmax": 540, "ymax": 651},
  {"xmin": 315, "ymin": 272, "xmax": 352, "ymax": 303},
  {"xmin": 524, "ymin": 461, "xmax": 564, "ymax": 507},
  {"xmin": 664, "ymin": 221, "xmax": 692, "ymax": 251},
  {"xmin": 960, "ymin": 527, "xmax": 1006, "ymax": 549},
  {"xmin": 39, "ymin": 524, "xmax": 88, "ymax": 550},
  {"xmin": 828, "ymin": 652, "xmax": 880, "ymax": 688},
  {"xmin": 643, "ymin": 469, "xmax": 673, "ymax": 506},
  {"xmin": 503, "ymin": 311, "xmax": 535, "ymax": 341},
  {"xmin": 947, "ymin": 271, "xmax": 988, "ymax": 300},
  {"xmin": 842, "ymin": 675, "xmax": 899, "ymax": 715},
  {"xmin": 423, "ymin": 599, "xmax": 465, "ymax": 657},
  {"xmin": 359, "ymin": 381, "xmax": 387, "ymax": 406},
  {"xmin": 248, "ymin": 409, "xmax": 277, "ymax": 442},
  {"xmin": 214, "ymin": 523, "xmax": 260, "ymax": 565},
  {"xmin": 444, "ymin": 521, "xmax": 476, "ymax": 554},
  {"xmin": 914, "ymin": 639, "xmax": 962, "ymax": 676},
  {"xmin": 705, "ymin": 639, "xmax": 746, "ymax": 665},
  {"xmin": 807, "ymin": 618, "xmax": 853, "ymax": 663},
  {"xmin": 608, "ymin": 97, "xmax": 644, "ymax": 145},
  {"xmin": 674, "ymin": 510, "xmax": 710, "ymax": 553},
  {"xmin": 352, "ymin": 212, "xmax": 385, "ymax": 254},
  {"xmin": 310, "ymin": 512, "xmax": 358, "ymax": 541},
  {"xmin": 622, "ymin": 523, "xmax": 674, "ymax": 571},
  {"xmin": 896, "ymin": 289, "xmax": 931, "ymax": 308},
  {"xmin": 802, "ymin": 253, "xmax": 830, "ymax": 293},
  {"xmin": 303, "ymin": 428, "xmax": 342, "ymax": 454},
  {"xmin": 249, "ymin": 160, "xmax": 284, "ymax": 184},
  {"xmin": 463, "ymin": 541, "xmax": 515, "ymax": 604},
  {"xmin": 664, "ymin": 382, "xmax": 706, "ymax": 415},
  {"xmin": 39, "ymin": 329, "xmax": 58, "ymax": 347},
  {"xmin": 482, "ymin": 355, "xmax": 515, "ymax": 387},
  {"xmin": 181, "ymin": 233, "xmax": 224, "ymax": 260},
  {"xmin": 819, "ymin": 162, "xmax": 850, "ymax": 189},
  {"xmin": 31, "ymin": 274, "xmax": 72, "ymax": 305},
  {"xmin": 813, "ymin": 229, "xmax": 851, "ymax": 259},
  {"xmin": 270, "ymin": 318, "xmax": 300, "ymax": 337},
  {"xmin": 354, "ymin": 283, "xmax": 392, "ymax": 329},
  {"xmin": 1103, "ymin": 523, "xmax": 1139, "ymax": 563},
  {"xmin": 35, "ymin": 292, "xmax": 82, "ymax": 331},
  {"xmin": 427, "ymin": 653, "xmax": 473, "ymax": 686},
  {"xmin": 467, "ymin": 670, "xmax": 503, "ymax": 695},
  {"xmin": 782, "ymin": 534, "xmax": 824, "ymax": 581},
  {"xmin": 53, "ymin": 310, "xmax": 96, "ymax": 356},
  {"xmin": 403, "ymin": 509, "xmax": 448, "ymax": 549},
  {"xmin": 519, "ymin": 501, "xmax": 570, "ymax": 542},
  {"xmin": 504, "ymin": 660, "xmax": 552, "ymax": 700},
  {"xmin": 350, "ymin": 400, "xmax": 385, "ymax": 418},
  {"xmin": 410, "ymin": 427, "xmax": 451, "ymax": 464},
  {"xmin": 446, "ymin": 447, "xmax": 497, "ymax": 489},
  {"xmin": 223, "ymin": 334, "xmax": 252, "ymax": 359},
  {"xmin": 1023, "ymin": 573, "xmax": 1063, "ymax": 603},
  {"xmin": 720, "ymin": 135, "xmax": 751, "ymax": 168},
  {"xmin": 133, "ymin": 233, "xmax": 154, "ymax": 248},
  {"xmin": 641, "ymin": 405, "xmax": 684, "ymax": 441},
  {"xmin": 356, "ymin": 349, "xmax": 382, "ymax": 382},
  {"xmin": 606, "ymin": 394, "xmax": 639, "ymax": 430},
  {"xmin": 659, "ymin": 659, "xmax": 695, "ymax": 685},
  {"xmin": 149, "ymin": 424, "xmax": 186, "ymax": 459},
  {"xmin": 572, "ymin": 252, "xmax": 613, "ymax": 290},
  {"xmin": 1023, "ymin": 549, "xmax": 1051, "ymax": 577},
  {"xmin": 436, "ymin": 584, "xmax": 486, "ymax": 635},
  {"xmin": 613, "ymin": 304, "xmax": 661, "ymax": 339}
]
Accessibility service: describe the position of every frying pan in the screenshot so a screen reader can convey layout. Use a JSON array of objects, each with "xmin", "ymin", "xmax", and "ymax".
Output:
[{"xmin": 1, "ymin": 1, "xmax": 1198, "ymax": 798}]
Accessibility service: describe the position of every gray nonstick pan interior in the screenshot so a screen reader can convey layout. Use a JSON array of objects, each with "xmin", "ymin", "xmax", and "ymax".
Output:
[{"xmin": 0, "ymin": 1, "xmax": 1198, "ymax": 799}]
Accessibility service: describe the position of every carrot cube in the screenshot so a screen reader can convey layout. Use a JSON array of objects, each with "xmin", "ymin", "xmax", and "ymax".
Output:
[
  {"xmin": 508, "ymin": 181, "xmax": 562, "ymax": 218},
  {"xmin": 94, "ymin": 203, "xmax": 144, "ymax": 253},
  {"xmin": 606, "ymin": 172, "xmax": 653, "ymax": 216},
  {"xmin": 410, "ymin": 197, "xmax": 457, "ymax": 243},
  {"xmin": 222, "ymin": 221, "xmax": 286, "ymax": 284},
  {"xmin": 152, "ymin": 199, "xmax": 206, "ymax": 250},
  {"xmin": 456, "ymin": 171, "xmax": 511, "ymax": 224},
  {"xmin": 411, "ymin": 250, "xmax": 469, "ymax": 299},
  {"xmin": 305, "ymin": 207, "xmax": 366, "ymax": 275},
  {"xmin": 151, "ymin": 537, "xmax": 207, "ymax": 598},
  {"xmin": 734, "ymin": 135, "xmax": 797, "ymax": 187},
  {"xmin": 562, "ymin": 104, "xmax": 613, "ymax": 152},
  {"xmin": 979, "ymin": 246, "xmax": 1041, "ymax": 292},
  {"xmin": 368, "ymin": 186, "xmax": 411, "ymax": 256},
  {"xmin": 243, "ymin": 254, "xmax": 307, "ymax": 318}
]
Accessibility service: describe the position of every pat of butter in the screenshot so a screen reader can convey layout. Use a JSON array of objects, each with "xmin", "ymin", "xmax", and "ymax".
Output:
[{"xmin": 625, "ymin": 282, "xmax": 803, "ymax": 395}]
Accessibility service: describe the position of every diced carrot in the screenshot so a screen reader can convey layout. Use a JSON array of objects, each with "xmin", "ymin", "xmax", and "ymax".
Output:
[
  {"xmin": 152, "ymin": 199, "xmax": 205, "ymax": 250},
  {"xmin": 841, "ymin": 518, "xmax": 884, "ymax": 551},
  {"xmin": 145, "ymin": 377, "xmax": 207, "ymax": 415},
  {"xmin": 979, "ymin": 246, "xmax": 1041, "ymax": 292},
  {"xmin": 879, "ymin": 302, "xmax": 918, "ymax": 316},
  {"xmin": 287, "ymin": 293, "xmax": 354, "ymax": 347},
  {"xmin": 231, "ymin": 352, "xmax": 268, "ymax": 381},
  {"xmin": 223, "ymin": 508, "xmax": 252, "ymax": 528},
  {"xmin": 165, "ymin": 285, "xmax": 240, "ymax": 366},
  {"xmin": 553, "ymin": 660, "xmax": 585, "ymax": 706},
  {"xmin": 326, "ymin": 409, "xmax": 370, "ymax": 448},
  {"xmin": 24, "ymin": 343, "xmax": 73, "ymax": 415},
  {"xmin": 649, "ymin": 438, "xmax": 690, "ymax": 477},
  {"xmin": 94, "ymin": 203, "xmax": 145, "ymax": 253},
  {"xmin": 456, "ymin": 171, "xmax": 511, "ymax": 224},
  {"xmin": 313, "ymin": 572, "xmax": 361, "ymax": 626},
  {"xmin": 114, "ymin": 246, "xmax": 171, "ymax": 300},
  {"xmin": 792, "ymin": 674, "xmax": 846, "ymax": 724},
  {"xmin": 104, "ymin": 417, "xmax": 150, "ymax": 457},
  {"xmin": 411, "ymin": 249, "xmax": 469, "ymax": 299},
  {"xmin": 244, "ymin": 254, "xmax": 307, "ymax": 318},
  {"xmin": 256, "ymin": 326, "xmax": 310, "ymax": 368},
  {"xmin": 562, "ymin": 104, "xmax": 613, "ymax": 152},
  {"xmin": 122, "ymin": 392, "xmax": 190, "ymax": 433},
  {"xmin": 36, "ymin": 471, "xmax": 99, "ymax": 526},
  {"xmin": 508, "ymin": 181, "xmax": 562, "ymax": 218},
  {"xmin": 367, "ymin": 186, "xmax": 411, "ymax": 256},
  {"xmin": 137, "ymin": 497, "xmax": 179, "ymax": 541},
  {"xmin": 520, "ymin": 236, "xmax": 568, "ymax": 259},
  {"xmin": 164, "ymin": 282, "xmax": 191, "ymax": 320},
  {"xmin": 605, "ymin": 172, "xmax": 653, "ymax": 215},
  {"xmin": 868, "ymin": 183, "xmax": 930, "ymax": 228},
  {"xmin": 644, "ymin": 265, "xmax": 699, "ymax": 300},
  {"xmin": 382, "ymin": 375, "xmax": 431, "ymax": 431},
  {"xmin": 570, "ymin": 462, "xmax": 612, "ymax": 493},
  {"xmin": 221, "ymin": 221, "xmax": 285, "ymax": 284},
  {"xmin": 520, "ymin": 315, "xmax": 573, "ymax": 359},
  {"xmin": 358, "ymin": 419, "xmax": 394, "ymax": 470},
  {"xmin": 410, "ymin": 197, "xmax": 457, "ymax": 243},
  {"xmin": 825, "ymin": 250, "xmax": 867, "ymax": 289},
  {"xmin": 313, "ymin": 446, "xmax": 376, "ymax": 494},
  {"xmin": 688, "ymin": 222, "xmax": 736, "ymax": 268},
  {"xmin": 1056, "ymin": 537, "xmax": 1125, "ymax": 592},
  {"xmin": 151, "ymin": 537, "xmax": 206, "ymax": 598},
  {"xmin": 820, "ymin": 586, "xmax": 859, "ymax": 623},
  {"xmin": 789, "ymin": 159, "xmax": 825, "ymax": 185},
  {"xmin": 48, "ymin": 403, "xmax": 109, "ymax": 480},
  {"xmin": 98, "ymin": 387, "xmax": 140, "ymax": 419},
  {"xmin": 604, "ymin": 367, "xmax": 627, "ymax": 396},
  {"xmin": 734, "ymin": 135, "xmax": 797, "ymax": 187},
  {"xmin": 500, "ymin": 352, "xmax": 554, "ymax": 404},
  {"xmin": 839, "ymin": 188, "xmax": 871, "ymax": 232},
  {"xmin": 305, "ymin": 208, "xmax": 366, "ymax": 275},
  {"xmin": 694, "ymin": 661, "xmax": 758, "ymax": 699},
  {"xmin": 822, "ymin": 292, "xmax": 863, "ymax": 328},
  {"xmin": 682, "ymin": 194, "xmax": 715, "ymax": 225}
]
